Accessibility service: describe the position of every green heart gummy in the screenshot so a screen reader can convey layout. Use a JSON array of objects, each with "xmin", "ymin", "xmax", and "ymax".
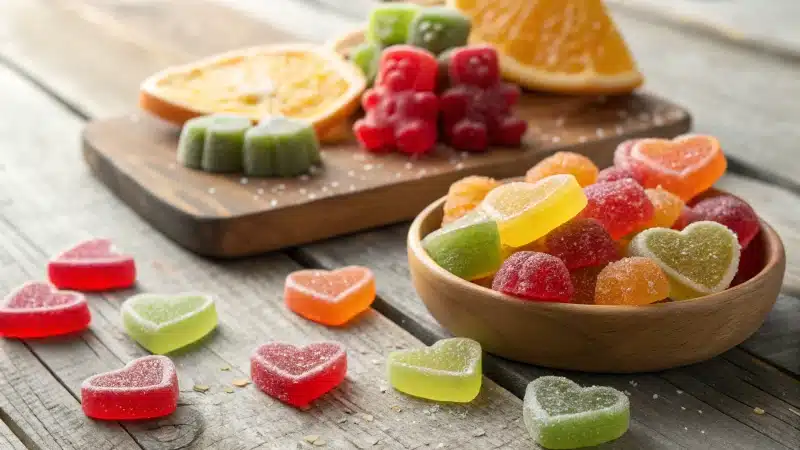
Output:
[
  {"xmin": 628, "ymin": 221, "xmax": 740, "ymax": 300},
  {"xmin": 122, "ymin": 293, "xmax": 218, "ymax": 354},
  {"xmin": 524, "ymin": 376, "xmax": 630, "ymax": 449}
]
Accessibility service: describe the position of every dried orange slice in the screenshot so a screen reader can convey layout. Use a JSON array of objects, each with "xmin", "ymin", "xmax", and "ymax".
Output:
[
  {"xmin": 448, "ymin": 0, "xmax": 644, "ymax": 94},
  {"xmin": 139, "ymin": 44, "xmax": 366, "ymax": 138}
]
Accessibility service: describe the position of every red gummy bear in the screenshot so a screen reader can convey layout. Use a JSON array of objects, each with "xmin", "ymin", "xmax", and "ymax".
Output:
[
  {"xmin": 440, "ymin": 45, "xmax": 527, "ymax": 151},
  {"xmin": 251, "ymin": 341, "xmax": 347, "ymax": 407},
  {"xmin": 492, "ymin": 252, "xmax": 573, "ymax": 303},
  {"xmin": 354, "ymin": 46, "xmax": 439, "ymax": 155}
]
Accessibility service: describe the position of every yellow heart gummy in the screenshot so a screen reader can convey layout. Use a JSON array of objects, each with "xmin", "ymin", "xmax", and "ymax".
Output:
[
  {"xmin": 628, "ymin": 221, "xmax": 741, "ymax": 300},
  {"xmin": 480, "ymin": 176, "xmax": 587, "ymax": 247}
]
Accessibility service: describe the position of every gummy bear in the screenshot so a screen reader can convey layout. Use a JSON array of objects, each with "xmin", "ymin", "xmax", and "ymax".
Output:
[
  {"xmin": 594, "ymin": 257, "xmax": 670, "ymax": 306},
  {"xmin": 0, "ymin": 281, "xmax": 91, "ymax": 338},
  {"xmin": 251, "ymin": 341, "xmax": 346, "ymax": 407},
  {"xmin": 526, "ymin": 152, "xmax": 599, "ymax": 187},
  {"xmin": 284, "ymin": 266, "xmax": 376, "ymax": 326},
  {"xmin": 580, "ymin": 179, "xmax": 654, "ymax": 240},
  {"xmin": 441, "ymin": 175, "xmax": 499, "ymax": 226},
  {"xmin": 354, "ymin": 46, "xmax": 439, "ymax": 155},
  {"xmin": 48, "ymin": 238, "xmax": 136, "ymax": 291},
  {"xmin": 492, "ymin": 252, "xmax": 573, "ymax": 302},
  {"xmin": 366, "ymin": 3, "xmax": 421, "ymax": 47},
  {"xmin": 440, "ymin": 45, "xmax": 527, "ymax": 151},
  {"xmin": 544, "ymin": 218, "xmax": 619, "ymax": 270},
  {"xmin": 81, "ymin": 355, "xmax": 179, "ymax": 420},
  {"xmin": 685, "ymin": 194, "xmax": 760, "ymax": 248},
  {"xmin": 407, "ymin": 7, "xmax": 471, "ymax": 55}
]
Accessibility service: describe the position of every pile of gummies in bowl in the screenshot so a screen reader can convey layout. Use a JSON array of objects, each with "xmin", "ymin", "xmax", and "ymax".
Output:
[{"xmin": 423, "ymin": 135, "xmax": 763, "ymax": 305}]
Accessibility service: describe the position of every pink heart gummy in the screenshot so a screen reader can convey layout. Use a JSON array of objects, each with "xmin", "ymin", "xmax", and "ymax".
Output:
[
  {"xmin": 81, "ymin": 355, "xmax": 179, "ymax": 420},
  {"xmin": 251, "ymin": 341, "xmax": 347, "ymax": 407},
  {"xmin": 0, "ymin": 281, "xmax": 90, "ymax": 338},
  {"xmin": 48, "ymin": 238, "xmax": 136, "ymax": 291}
]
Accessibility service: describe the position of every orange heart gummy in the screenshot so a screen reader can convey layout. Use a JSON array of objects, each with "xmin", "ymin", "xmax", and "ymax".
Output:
[
  {"xmin": 285, "ymin": 266, "xmax": 376, "ymax": 326},
  {"xmin": 621, "ymin": 135, "xmax": 726, "ymax": 201}
]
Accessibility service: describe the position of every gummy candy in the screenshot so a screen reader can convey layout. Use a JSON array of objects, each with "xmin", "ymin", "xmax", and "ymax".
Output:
[
  {"xmin": 407, "ymin": 7, "xmax": 471, "ymax": 55},
  {"xmin": 569, "ymin": 266, "xmax": 603, "ymax": 305},
  {"xmin": 594, "ymin": 257, "xmax": 670, "ymax": 306},
  {"xmin": 367, "ymin": 3, "xmax": 420, "ymax": 47},
  {"xmin": 177, "ymin": 114, "xmax": 251, "ymax": 172},
  {"xmin": 481, "ymin": 176, "xmax": 587, "ymax": 247},
  {"xmin": 442, "ymin": 175, "xmax": 499, "ymax": 226},
  {"xmin": 440, "ymin": 45, "xmax": 527, "ymax": 151},
  {"xmin": 423, "ymin": 216, "xmax": 502, "ymax": 280},
  {"xmin": 387, "ymin": 337, "xmax": 481, "ymax": 403},
  {"xmin": 596, "ymin": 165, "xmax": 641, "ymax": 184},
  {"xmin": 632, "ymin": 187, "xmax": 685, "ymax": 233},
  {"xmin": 732, "ymin": 230, "xmax": 765, "ymax": 286},
  {"xmin": 579, "ymin": 179, "xmax": 654, "ymax": 240},
  {"xmin": 349, "ymin": 42, "xmax": 381, "ymax": 85},
  {"xmin": 251, "ymin": 341, "xmax": 346, "ymax": 407},
  {"xmin": 121, "ymin": 293, "xmax": 218, "ymax": 354},
  {"xmin": 543, "ymin": 218, "xmax": 619, "ymax": 270},
  {"xmin": 284, "ymin": 266, "xmax": 376, "ymax": 326},
  {"xmin": 628, "ymin": 221, "xmax": 741, "ymax": 300},
  {"xmin": 354, "ymin": 46, "xmax": 439, "ymax": 154},
  {"xmin": 81, "ymin": 355, "xmax": 178, "ymax": 420},
  {"xmin": 0, "ymin": 282, "xmax": 90, "ymax": 338},
  {"xmin": 492, "ymin": 252, "xmax": 573, "ymax": 302},
  {"xmin": 523, "ymin": 376, "xmax": 629, "ymax": 449},
  {"xmin": 672, "ymin": 205, "xmax": 697, "ymax": 230},
  {"xmin": 48, "ymin": 238, "xmax": 136, "ymax": 291},
  {"xmin": 526, "ymin": 152, "xmax": 599, "ymax": 187},
  {"xmin": 614, "ymin": 135, "xmax": 727, "ymax": 201},
  {"xmin": 243, "ymin": 116, "xmax": 320, "ymax": 177},
  {"xmin": 685, "ymin": 194, "xmax": 760, "ymax": 248}
]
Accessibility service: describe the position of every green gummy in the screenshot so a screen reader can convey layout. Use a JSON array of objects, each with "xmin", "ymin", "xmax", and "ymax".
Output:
[
  {"xmin": 422, "ymin": 215, "xmax": 501, "ymax": 280},
  {"xmin": 524, "ymin": 376, "xmax": 630, "ymax": 449},
  {"xmin": 407, "ymin": 7, "xmax": 471, "ymax": 55},
  {"xmin": 177, "ymin": 116, "xmax": 215, "ymax": 169},
  {"xmin": 243, "ymin": 116, "xmax": 320, "ymax": 177},
  {"xmin": 200, "ymin": 115, "xmax": 251, "ymax": 173},
  {"xmin": 350, "ymin": 42, "xmax": 381, "ymax": 86},
  {"xmin": 367, "ymin": 3, "xmax": 420, "ymax": 47},
  {"xmin": 121, "ymin": 293, "xmax": 218, "ymax": 355}
]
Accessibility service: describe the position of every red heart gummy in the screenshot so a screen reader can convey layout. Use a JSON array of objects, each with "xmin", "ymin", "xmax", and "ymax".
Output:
[
  {"xmin": 81, "ymin": 355, "xmax": 178, "ymax": 420},
  {"xmin": 0, "ymin": 281, "xmax": 90, "ymax": 338},
  {"xmin": 48, "ymin": 238, "xmax": 136, "ymax": 291},
  {"xmin": 251, "ymin": 341, "xmax": 346, "ymax": 407},
  {"xmin": 492, "ymin": 252, "xmax": 573, "ymax": 303}
]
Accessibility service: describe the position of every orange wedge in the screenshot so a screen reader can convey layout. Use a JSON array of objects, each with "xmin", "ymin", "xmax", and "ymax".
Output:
[
  {"xmin": 448, "ymin": 0, "xmax": 644, "ymax": 94},
  {"xmin": 139, "ymin": 44, "xmax": 366, "ymax": 138}
]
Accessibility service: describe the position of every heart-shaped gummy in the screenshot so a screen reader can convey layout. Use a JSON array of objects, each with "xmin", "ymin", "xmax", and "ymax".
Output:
[
  {"xmin": 0, "ymin": 281, "xmax": 90, "ymax": 338},
  {"xmin": 524, "ymin": 376, "xmax": 629, "ymax": 449},
  {"xmin": 285, "ymin": 266, "xmax": 375, "ymax": 326},
  {"xmin": 48, "ymin": 238, "xmax": 136, "ymax": 291},
  {"xmin": 81, "ymin": 355, "xmax": 179, "ymax": 420},
  {"xmin": 251, "ymin": 341, "xmax": 347, "ymax": 407},
  {"xmin": 121, "ymin": 293, "xmax": 218, "ymax": 354},
  {"xmin": 622, "ymin": 135, "xmax": 727, "ymax": 200},
  {"xmin": 387, "ymin": 337, "xmax": 482, "ymax": 403},
  {"xmin": 628, "ymin": 221, "xmax": 741, "ymax": 300}
]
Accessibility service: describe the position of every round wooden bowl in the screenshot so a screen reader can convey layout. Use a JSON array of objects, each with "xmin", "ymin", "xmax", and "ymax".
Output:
[{"xmin": 407, "ymin": 192, "xmax": 786, "ymax": 373}]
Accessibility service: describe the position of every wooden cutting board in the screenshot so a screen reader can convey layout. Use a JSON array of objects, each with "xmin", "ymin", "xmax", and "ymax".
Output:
[{"xmin": 83, "ymin": 92, "xmax": 690, "ymax": 257}]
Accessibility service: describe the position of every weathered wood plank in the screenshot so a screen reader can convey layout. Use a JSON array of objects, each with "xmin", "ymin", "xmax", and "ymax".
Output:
[
  {"xmin": 0, "ymin": 58, "xmax": 532, "ymax": 448},
  {"xmin": 738, "ymin": 295, "xmax": 800, "ymax": 378},
  {"xmin": 0, "ymin": 404, "xmax": 37, "ymax": 450}
]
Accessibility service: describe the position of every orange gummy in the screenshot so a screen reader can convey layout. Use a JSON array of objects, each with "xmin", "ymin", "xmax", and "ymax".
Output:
[
  {"xmin": 442, "ymin": 176, "xmax": 500, "ymax": 226},
  {"xmin": 285, "ymin": 266, "xmax": 376, "ymax": 326},
  {"xmin": 630, "ymin": 187, "xmax": 685, "ymax": 234},
  {"xmin": 525, "ymin": 152, "xmax": 598, "ymax": 187},
  {"xmin": 595, "ymin": 257, "xmax": 669, "ymax": 306}
]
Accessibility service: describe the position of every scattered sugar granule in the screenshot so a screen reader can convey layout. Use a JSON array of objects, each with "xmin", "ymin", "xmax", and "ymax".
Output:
[
  {"xmin": 240, "ymin": 177, "xmax": 248, "ymax": 185},
  {"xmin": 753, "ymin": 407, "xmax": 765, "ymax": 415},
  {"xmin": 652, "ymin": 394, "xmax": 659, "ymax": 400},
  {"xmin": 360, "ymin": 413, "xmax": 374, "ymax": 422},
  {"xmin": 207, "ymin": 188, "xmax": 216, "ymax": 195}
]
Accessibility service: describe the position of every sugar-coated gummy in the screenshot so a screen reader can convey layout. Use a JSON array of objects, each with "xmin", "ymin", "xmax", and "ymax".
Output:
[
  {"xmin": 595, "ymin": 257, "xmax": 670, "ymax": 306},
  {"xmin": 569, "ymin": 266, "xmax": 604, "ymax": 304},
  {"xmin": 442, "ymin": 175, "xmax": 499, "ymax": 226},
  {"xmin": 387, "ymin": 337, "xmax": 482, "ymax": 403},
  {"xmin": 349, "ymin": 42, "xmax": 382, "ymax": 85},
  {"xmin": 526, "ymin": 152, "xmax": 599, "ymax": 187},
  {"xmin": 407, "ymin": 7, "xmax": 472, "ymax": 55},
  {"xmin": 121, "ymin": 293, "xmax": 218, "ymax": 354},
  {"xmin": 580, "ymin": 179, "xmax": 654, "ymax": 240},
  {"xmin": 284, "ymin": 267, "xmax": 376, "ymax": 326},
  {"xmin": 251, "ymin": 341, "xmax": 346, "ymax": 407},
  {"xmin": 0, "ymin": 282, "xmax": 91, "ymax": 338},
  {"xmin": 47, "ymin": 238, "xmax": 136, "ymax": 292},
  {"xmin": 366, "ymin": 3, "xmax": 421, "ymax": 47},
  {"xmin": 243, "ymin": 116, "xmax": 320, "ymax": 177},
  {"xmin": 544, "ymin": 218, "xmax": 619, "ymax": 270},
  {"xmin": 423, "ymin": 216, "xmax": 503, "ymax": 281},
  {"xmin": 201, "ymin": 115, "xmax": 251, "ymax": 172},
  {"xmin": 524, "ymin": 376, "xmax": 630, "ymax": 449},
  {"xmin": 685, "ymin": 194, "xmax": 760, "ymax": 248},
  {"xmin": 492, "ymin": 252, "xmax": 574, "ymax": 302},
  {"xmin": 81, "ymin": 355, "xmax": 179, "ymax": 420},
  {"xmin": 596, "ymin": 165, "xmax": 641, "ymax": 184}
]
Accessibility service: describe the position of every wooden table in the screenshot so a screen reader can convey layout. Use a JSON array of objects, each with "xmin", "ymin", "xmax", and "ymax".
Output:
[{"xmin": 0, "ymin": 1, "xmax": 797, "ymax": 449}]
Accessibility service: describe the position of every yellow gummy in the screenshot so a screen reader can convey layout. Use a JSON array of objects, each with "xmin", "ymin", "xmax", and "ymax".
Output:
[
  {"xmin": 387, "ymin": 338, "xmax": 482, "ymax": 403},
  {"xmin": 480, "ymin": 176, "xmax": 588, "ymax": 247}
]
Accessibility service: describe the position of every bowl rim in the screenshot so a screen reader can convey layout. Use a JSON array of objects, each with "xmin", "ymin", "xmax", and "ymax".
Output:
[{"xmin": 408, "ymin": 192, "xmax": 785, "ymax": 315}]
